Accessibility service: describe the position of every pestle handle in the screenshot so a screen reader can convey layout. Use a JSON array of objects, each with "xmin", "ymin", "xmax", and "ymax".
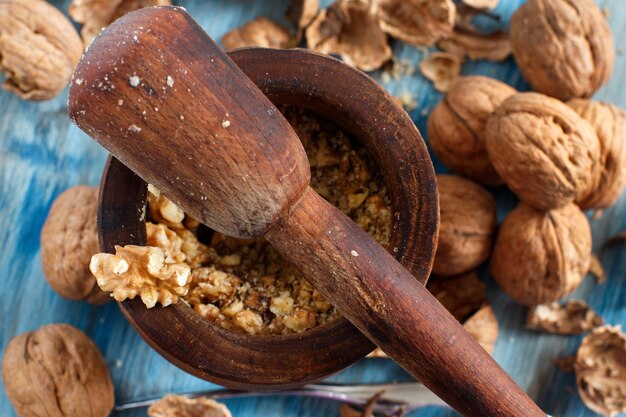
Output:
[{"xmin": 69, "ymin": 7, "xmax": 546, "ymax": 417}]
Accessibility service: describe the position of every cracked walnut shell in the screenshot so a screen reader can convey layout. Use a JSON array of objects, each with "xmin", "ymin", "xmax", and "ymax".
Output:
[
  {"xmin": 485, "ymin": 92, "xmax": 600, "ymax": 211},
  {"xmin": 41, "ymin": 186, "xmax": 110, "ymax": 304},
  {"xmin": 0, "ymin": 0, "xmax": 83, "ymax": 100},
  {"xmin": 490, "ymin": 203, "xmax": 591, "ymax": 306},
  {"xmin": 575, "ymin": 325, "xmax": 626, "ymax": 417},
  {"xmin": 510, "ymin": 0, "xmax": 614, "ymax": 101},
  {"xmin": 526, "ymin": 300, "xmax": 603, "ymax": 335},
  {"xmin": 90, "ymin": 245, "xmax": 191, "ymax": 308},
  {"xmin": 433, "ymin": 175, "xmax": 497, "ymax": 276},
  {"xmin": 148, "ymin": 395, "xmax": 232, "ymax": 417},
  {"xmin": 568, "ymin": 99, "xmax": 626, "ymax": 210},
  {"xmin": 221, "ymin": 17, "xmax": 295, "ymax": 50},
  {"xmin": 428, "ymin": 76, "xmax": 516, "ymax": 185},
  {"xmin": 2, "ymin": 324, "xmax": 114, "ymax": 417}
]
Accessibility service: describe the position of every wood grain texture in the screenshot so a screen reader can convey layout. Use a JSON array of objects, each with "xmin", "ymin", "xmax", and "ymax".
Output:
[{"xmin": 1, "ymin": 0, "xmax": 625, "ymax": 416}]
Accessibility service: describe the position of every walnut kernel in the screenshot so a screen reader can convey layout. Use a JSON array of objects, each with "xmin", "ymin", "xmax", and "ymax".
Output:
[
  {"xmin": 433, "ymin": 175, "xmax": 497, "ymax": 276},
  {"xmin": 526, "ymin": 300, "xmax": 603, "ymax": 335},
  {"xmin": 485, "ymin": 92, "xmax": 600, "ymax": 211},
  {"xmin": 510, "ymin": 0, "xmax": 614, "ymax": 101},
  {"xmin": 41, "ymin": 186, "xmax": 110, "ymax": 304},
  {"xmin": 428, "ymin": 76, "xmax": 516, "ymax": 185},
  {"xmin": 490, "ymin": 203, "xmax": 591, "ymax": 306},
  {"xmin": 148, "ymin": 394, "xmax": 232, "ymax": 417},
  {"xmin": 0, "ymin": 0, "xmax": 83, "ymax": 100},
  {"xmin": 2, "ymin": 324, "xmax": 114, "ymax": 417}
]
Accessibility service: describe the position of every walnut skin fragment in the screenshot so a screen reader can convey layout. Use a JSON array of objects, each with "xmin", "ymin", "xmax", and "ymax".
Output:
[
  {"xmin": 575, "ymin": 325, "xmax": 626, "ymax": 417},
  {"xmin": 568, "ymin": 99, "xmax": 626, "ymax": 210},
  {"xmin": 427, "ymin": 76, "xmax": 516, "ymax": 185},
  {"xmin": 148, "ymin": 395, "xmax": 232, "ymax": 417},
  {"xmin": 2, "ymin": 324, "xmax": 114, "ymax": 417},
  {"xmin": 485, "ymin": 92, "xmax": 601, "ymax": 211},
  {"xmin": 41, "ymin": 186, "xmax": 111, "ymax": 304},
  {"xmin": 490, "ymin": 203, "xmax": 591, "ymax": 306},
  {"xmin": 510, "ymin": 0, "xmax": 614, "ymax": 101},
  {"xmin": 418, "ymin": 52, "xmax": 462, "ymax": 92},
  {"xmin": 433, "ymin": 175, "xmax": 497, "ymax": 276},
  {"xmin": 372, "ymin": 0, "xmax": 456, "ymax": 47},
  {"xmin": 69, "ymin": 0, "xmax": 171, "ymax": 47},
  {"xmin": 526, "ymin": 300, "xmax": 603, "ymax": 335},
  {"xmin": 221, "ymin": 17, "xmax": 295, "ymax": 50},
  {"xmin": 306, "ymin": 0, "xmax": 391, "ymax": 71},
  {"xmin": 0, "ymin": 0, "xmax": 83, "ymax": 100}
]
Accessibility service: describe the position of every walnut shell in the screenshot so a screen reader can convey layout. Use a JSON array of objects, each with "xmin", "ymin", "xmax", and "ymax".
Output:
[
  {"xmin": 41, "ymin": 186, "xmax": 111, "ymax": 304},
  {"xmin": 148, "ymin": 395, "xmax": 232, "ymax": 417},
  {"xmin": 485, "ymin": 92, "xmax": 600, "ymax": 211},
  {"xmin": 510, "ymin": 0, "xmax": 614, "ymax": 101},
  {"xmin": 221, "ymin": 17, "xmax": 295, "ymax": 50},
  {"xmin": 568, "ymin": 99, "xmax": 626, "ymax": 210},
  {"xmin": 463, "ymin": 304, "xmax": 498, "ymax": 355},
  {"xmin": 0, "ymin": 0, "xmax": 83, "ymax": 100},
  {"xmin": 490, "ymin": 203, "xmax": 591, "ymax": 306},
  {"xmin": 428, "ymin": 76, "xmax": 516, "ymax": 185},
  {"xmin": 2, "ymin": 324, "xmax": 114, "ymax": 417},
  {"xmin": 433, "ymin": 175, "xmax": 497, "ymax": 276}
]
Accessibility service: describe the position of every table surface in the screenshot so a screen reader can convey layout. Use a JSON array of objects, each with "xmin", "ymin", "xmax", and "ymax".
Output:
[{"xmin": 1, "ymin": 1, "xmax": 625, "ymax": 416}]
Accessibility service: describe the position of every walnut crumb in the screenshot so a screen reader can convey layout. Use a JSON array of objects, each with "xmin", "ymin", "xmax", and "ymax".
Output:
[
  {"xmin": 222, "ymin": 120, "xmax": 231, "ymax": 128},
  {"xmin": 129, "ymin": 75, "xmax": 140, "ymax": 87}
]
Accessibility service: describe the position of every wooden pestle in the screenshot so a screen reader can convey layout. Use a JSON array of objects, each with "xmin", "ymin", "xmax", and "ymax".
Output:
[{"xmin": 68, "ymin": 7, "xmax": 546, "ymax": 417}]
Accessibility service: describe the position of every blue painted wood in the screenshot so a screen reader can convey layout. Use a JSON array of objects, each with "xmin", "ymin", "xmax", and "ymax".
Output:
[{"xmin": 1, "ymin": 1, "xmax": 625, "ymax": 416}]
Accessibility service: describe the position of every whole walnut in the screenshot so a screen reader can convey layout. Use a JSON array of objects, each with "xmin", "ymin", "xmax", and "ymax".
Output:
[
  {"xmin": 568, "ymin": 99, "xmax": 626, "ymax": 210},
  {"xmin": 432, "ymin": 175, "xmax": 497, "ymax": 276},
  {"xmin": 41, "ymin": 186, "xmax": 111, "ymax": 304},
  {"xmin": 2, "ymin": 324, "xmax": 114, "ymax": 417},
  {"xmin": 0, "ymin": 0, "xmax": 83, "ymax": 100},
  {"xmin": 485, "ymin": 92, "xmax": 600, "ymax": 211},
  {"xmin": 490, "ymin": 203, "xmax": 591, "ymax": 306},
  {"xmin": 510, "ymin": 0, "xmax": 614, "ymax": 101},
  {"xmin": 428, "ymin": 76, "xmax": 516, "ymax": 185}
]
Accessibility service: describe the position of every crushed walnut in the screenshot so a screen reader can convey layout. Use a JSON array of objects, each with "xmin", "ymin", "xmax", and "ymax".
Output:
[{"xmin": 526, "ymin": 300, "xmax": 603, "ymax": 335}]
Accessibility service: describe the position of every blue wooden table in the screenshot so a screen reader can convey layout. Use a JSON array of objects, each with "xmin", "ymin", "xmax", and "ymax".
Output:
[{"xmin": 1, "ymin": 1, "xmax": 625, "ymax": 416}]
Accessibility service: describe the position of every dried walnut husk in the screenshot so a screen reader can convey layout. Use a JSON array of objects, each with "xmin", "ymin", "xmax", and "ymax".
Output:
[
  {"xmin": 510, "ymin": 0, "xmax": 614, "ymax": 101},
  {"xmin": 221, "ymin": 16, "xmax": 295, "ymax": 50},
  {"xmin": 428, "ymin": 76, "xmax": 516, "ymax": 185},
  {"xmin": 490, "ymin": 203, "xmax": 591, "ymax": 306},
  {"xmin": 526, "ymin": 300, "xmax": 603, "ymax": 335},
  {"xmin": 568, "ymin": 99, "xmax": 626, "ymax": 210},
  {"xmin": 418, "ymin": 52, "xmax": 462, "ymax": 93},
  {"xmin": 433, "ymin": 175, "xmax": 496, "ymax": 276},
  {"xmin": 485, "ymin": 92, "xmax": 600, "ymax": 211},
  {"xmin": 575, "ymin": 325, "xmax": 626, "ymax": 417},
  {"xmin": 306, "ymin": 0, "xmax": 391, "ymax": 71},
  {"xmin": 148, "ymin": 395, "xmax": 231, "ymax": 417},
  {"xmin": 69, "ymin": 0, "xmax": 171, "ymax": 46},
  {"xmin": 372, "ymin": 0, "xmax": 456, "ymax": 47},
  {"xmin": 2, "ymin": 324, "xmax": 114, "ymax": 417},
  {"xmin": 0, "ymin": 0, "xmax": 83, "ymax": 100},
  {"xmin": 40, "ymin": 186, "xmax": 110, "ymax": 304}
]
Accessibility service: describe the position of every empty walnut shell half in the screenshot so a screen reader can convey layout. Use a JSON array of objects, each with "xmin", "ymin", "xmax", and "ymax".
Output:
[
  {"xmin": 41, "ymin": 186, "xmax": 111, "ymax": 304},
  {"xmin": 510, "ymin": 0, "xmax": 614, "ymax": 101},
  {"xmin": 575, "ymin": 325, "xmax": 626, "ymax": 417},
  {"xmin": 0, "ymin": 0, "xmax": 83, "ymax": 100},
  {"xmin": 433, "ymin": 175, "xmax": 496, "ymax": 276},
  {"xmin": 428, "ymin": 76, "xmax": 516, "ymax": 185},
  {"xmin": 490, "ymin": 203, "xmax": 591, "ymax": 306},
  {"xmin": 486, "ymin": 92, "xmax": 600, "ymax": 211},
  {"xmin": 2, "ymin": 324, "xmax": 114, "ymax": 417},
  {"xmin": 568, "ymin": 99, "xmax": 626, "ymax": 210}
]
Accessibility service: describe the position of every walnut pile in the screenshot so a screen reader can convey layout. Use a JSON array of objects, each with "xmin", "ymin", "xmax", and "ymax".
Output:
[
  {"xmin": 0, "ymin": 0, "xmax": 83, "ymax": 100},
  {"xmin": 90, "ymin": 245, "xmax": 191, "ymax": 308},
  {"xmin": 69, "ymin": 0, "xmax": 171, "ymax": 46},
  {"xmin": 2, "ymin": 324, "xmax": 114, "ymax": 417},
  {"xmin": 40, "ymin": 186, "xmax": 110, "ymax": 304},
  {"xmin": 433, "ymin": 175, "xmax": 497, "ymax": 276},
  {"xmin": 575, "ymin": 325, "xmax": 626, "ymax": 417},
  {"xmin": 510, "ymin": 0, "xmax": 614, "ymax": 101},
  {"xmin": 485, "ymin": 92, "xmax": 600, "ymax": 211},
  {"xmin": 526, "ymin": 300, "xmax": 603, "ymax": 335},
  {"xmin": 428, "ymin": 76, "xmax": 516, "ymax": 185},
  {"xmin": 568, "ymin": 99, "xmax": 626, "ymax": 210},
  {"xmin": 148, "ymin": 395, "xmax": 232, "ymax": 417},
  {"xmin": 490, "ymin": 203, "xmax": 591, "ymax": 306},
  {"xmin": 222, "ymin": 17, "xmax": 295, "ymax": 50}
]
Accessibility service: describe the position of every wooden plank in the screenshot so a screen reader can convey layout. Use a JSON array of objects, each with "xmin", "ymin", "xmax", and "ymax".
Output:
[{"xmin": 1, "ymin": 0, "xmax": 625, "ymax": 416}]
